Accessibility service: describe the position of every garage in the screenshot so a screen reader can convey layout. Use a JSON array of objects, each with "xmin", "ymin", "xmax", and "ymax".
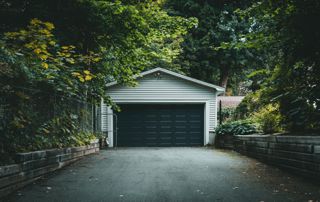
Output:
[
  {"xmin": 115, "ymin": 104, "xmax": 204, "ymax": 147},
  {"xmin": 101, "ymin": 67, "xmax": 224, "ymax": 147}
]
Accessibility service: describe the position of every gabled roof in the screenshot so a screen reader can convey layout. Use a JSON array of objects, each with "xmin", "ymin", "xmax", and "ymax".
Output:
[{"xmin": 106, "ymin": 67, "xmax": 225, "ymax": 92}]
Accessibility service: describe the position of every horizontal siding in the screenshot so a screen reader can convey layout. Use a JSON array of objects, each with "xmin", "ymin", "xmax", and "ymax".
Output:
[
  {"xmin": 208, "ymin": 99, "xmax": 216, "ymax": 131},
  {"xmin": 104, "ymin": 72, "xmax": 218, "ymax": 133},
  {"xmin": 107, "ymin": 74, "xmax": 215, "ymax": 100},
  {"xmin": 101, "ymin": 103, "xmax": 108, "ymax": 132}
]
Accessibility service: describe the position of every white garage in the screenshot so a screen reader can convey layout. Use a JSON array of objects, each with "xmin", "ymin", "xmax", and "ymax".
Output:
[{"xmin": 100, "ymin": 67, "xmax": 224, "ymax": 147}]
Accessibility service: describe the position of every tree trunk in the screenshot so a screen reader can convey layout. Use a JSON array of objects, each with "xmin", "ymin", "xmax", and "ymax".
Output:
[{"xmin": 219, "ymin": 67, "xmax": 229, "ymax": 93}]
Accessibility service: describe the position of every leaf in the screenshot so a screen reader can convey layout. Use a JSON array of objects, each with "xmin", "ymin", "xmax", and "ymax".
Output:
[
  {"xmin": 85, "ymin": 75, "xmax": 92, "ymax": 81},
  {"xmin": 41, "ymin": 62, "xmax": 49, "ymax": 69}
]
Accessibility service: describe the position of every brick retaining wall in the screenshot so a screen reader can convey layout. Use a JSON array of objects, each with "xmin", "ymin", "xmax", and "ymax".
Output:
[
  {"xmin": 234, "ymin": 135, "xmax": 320, "ymax": 180},
  {"xmin": 0, "ymin": 140, "xmax": 100, "ymax": 198}
]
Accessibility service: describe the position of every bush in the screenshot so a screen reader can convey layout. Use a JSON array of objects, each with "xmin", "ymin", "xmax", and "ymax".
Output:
[
  {"xmin": 216, "ymin": 120, "xmax": 258, "ymax": 136},
  {"xmin": 218, "ymin": 107, "xmax": 237, "ymax": 123},
  {"xmin": 253, "ymin": 103, "xmax": 283, "ymax": 134},
  {"xmin": 235, "ymin": 91, "xmax": 263, "ymax": 119}
]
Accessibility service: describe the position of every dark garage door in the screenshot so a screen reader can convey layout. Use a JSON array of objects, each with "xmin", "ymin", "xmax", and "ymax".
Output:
[{"xmin": 114, "ymin": 104, "xmax": 204, "ymax": 147}]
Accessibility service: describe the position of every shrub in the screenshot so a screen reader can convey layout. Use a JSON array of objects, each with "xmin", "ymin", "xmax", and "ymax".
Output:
[
  {"xmin": 235, "ymin": 91, "xmax": 261, "ymax": 119},
  {"xmin": 218, "ymin": 107, "xmax": 237, "ymax": 123},
  {"xmin": 216, "ymin": 120, "xmax": 258, "ymax": 136},
  {"xmin": 253, "ymin": 103, "xmax": 283, "ymax": 134}
]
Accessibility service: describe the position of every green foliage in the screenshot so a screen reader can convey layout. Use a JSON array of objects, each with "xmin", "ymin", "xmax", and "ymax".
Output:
[
  {"xmin": 0, "ymin": 1, "xmax": 197, "ymax": 155},
  {"xmin": 165, "ymin": 0, "xmax": 258, "ymax": 92},
  {"xmin": 2, "ymin": 19, "xmax": 99, "ymax": 100},
  {"xmin": 0, "ymin": 19, "xmax": 103, "ymax": 155},
  {"xmin": 219, "ymin": 107, "xmax": 237, "ymax": 123},
  {"xmin": 252, "ymin": 104, "xmax": 283, "ymax": 134},
  {"xmin": 0, "ymin": 0, "xmax": 196, "ymax": 84},
  {"xmin": 235, "ymin": 91, "xmax": 262, "ymax": 119},
  {"xmin": 216, "ymin": 120, "xmax": 258, "ymax": 137},
  {"xmin": 219, "ymin": 0, "xmax": 320, "ymax": 132}
]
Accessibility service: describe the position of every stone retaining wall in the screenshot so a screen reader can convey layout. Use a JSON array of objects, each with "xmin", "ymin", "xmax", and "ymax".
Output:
[
  {"xmin": 0, "ymin": 141, "xmax": 100, "ymax": 198},
  {"xmin": 234, "ymin": 135, "xmax": 320, "ymax": 180}
]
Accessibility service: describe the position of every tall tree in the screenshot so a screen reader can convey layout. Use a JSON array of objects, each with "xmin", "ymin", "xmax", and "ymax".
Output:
[
  {"xmin": 0, "ymin": 1, "xmax": 197, "ymax": 152},
  {"xmin": 0, "ymin": 0, "xmax": 196, "ymax": 98},
  {"xmin": 165, "ymin": 0, "xmax": 255, "ymax": 93},
  {"xmin": 221, "ymin": 0, "xmax": 320, "ymax": 132}
]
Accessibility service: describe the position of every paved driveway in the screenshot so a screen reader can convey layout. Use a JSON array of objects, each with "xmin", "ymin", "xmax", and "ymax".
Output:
[{"xmin": 4, "ymin": 148, "xmax": 320, "ymax": 202}]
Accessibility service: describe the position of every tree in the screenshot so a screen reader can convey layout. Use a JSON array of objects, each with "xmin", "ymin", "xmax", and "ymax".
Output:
[
  {"xmin": 0, "ymin": 1, "xmax": 197, "ymax": 153},
  {"xmin": 0, "ymin": 0, "xmax": 197, "ymax": 82},
  {"xmin": 222, "ymin": 0, "xmax": 320, "ymax": 132},
  {"xmin": 165, "ymin": 0, "xmax": 255, "ymax": 93}
]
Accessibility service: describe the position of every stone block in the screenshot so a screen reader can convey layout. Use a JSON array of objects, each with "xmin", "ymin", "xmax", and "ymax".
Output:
[
  {"xmin": 71, "ymin": 151, "xmax": 84, "ymax": 159},
  {"xmin": 46, "ymin": 148, "xmax": 64, "ymax": 157},
  {"xmin": 276, "ymin": 136, "xmax": 320, "ymax": 144},
  {"xmin": 269, "ymin": 142, "xmax": 313, "ymax": 153},
  {"xmin": 0, "ymin": 164, "xmax": 20, "ymax": 178},
  {"xmin": 270, "ymin": 149, "xmax": 316, "ymax": 163},
  {"xmin": 59, "ymin": 154, "xmax": 72, "ymax": 162},
  {"xmin": 47, "ymin": 156, "xmax": 60, "ymax": 164},
  {"xmin": 313, "ymin": 145, "xmax": 320, "ymax": 154},
  {"xmin": 245, "ymin": 141, "xmax": 269, "ymax": 148},
  {"xmin": 71, "ymin": 146, "xmax": 87, "ymax": 153},
  {"xmin": 31, "ymin": 151, "xmax": 46, "ymax": 160},
  {"xmin": 15, "ymin": 153, "xmax": 33, "ymax": 163},
  {"xmin": 64, "ymin": 148, "xmax": 72, "ymax": 154},
  {"xmin": 21, "ymin": 158, "xmax": 50, "ymax": 171}
]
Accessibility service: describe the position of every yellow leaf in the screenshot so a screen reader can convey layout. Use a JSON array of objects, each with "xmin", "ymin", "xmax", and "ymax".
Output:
[
  {"xmin": 30, "ymin": 18, "xmax": 41, "ymax": 25},
  {"xmin": 49, "ymin": 41, "xmax": 56, "ymax": 46},
  {"xmin": 66, "ymin": 58, "xmax": 75, "ymax": 64},
  {"xmin": 93, "ymin": 57, "xmax": 101, "ymax": 62},
  {"xmin": 72, "ymin": 72, "xmax": 81, "ymax": 76},
  {"xmin": 41, "ymin": 62, "xmax": 49, "ymax": 69},
  {"xmin": 79, "ymin": 77, "xmax": 85, "ymax": 82},
  {"xmin": 44, "ymin": 22, "xmax": 55, "ymax": 30},
  {"xmin": 39, "ymin": 54, "xmax": 48, "ymax": 60},
  {"xmin": 34, "ymin": 48, "xmax": 41, "ymax": 54},
  {"xmin": 84, "ymin": 70, "xmax": 90, "ymax": 75},
  {"xmin": 25, "ymin": 43, "xmax": 34, "ymax": 49},
  {"xmin": 40, "ymin": 44, "xmax": 47, "ymax": 49},
  {"xmin": 85, "ymin": 75, "xmax": 92, "ymax": 81}
]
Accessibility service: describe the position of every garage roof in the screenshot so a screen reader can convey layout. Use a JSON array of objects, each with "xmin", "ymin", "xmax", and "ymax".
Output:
[{"xmin": 106, "ymin": 67, "xmax": 225, "ymax": 92}]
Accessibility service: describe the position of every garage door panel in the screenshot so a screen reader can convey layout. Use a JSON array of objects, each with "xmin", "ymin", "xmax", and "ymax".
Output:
[{"xmin": 115, "ymin": 104, "xmax": 204, "ymax": 147}]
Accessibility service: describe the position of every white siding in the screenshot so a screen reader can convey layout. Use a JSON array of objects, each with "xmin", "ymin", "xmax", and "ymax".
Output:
[
  {"xmin": 107, "ymin": 74, "xmax": 215, "ymax": 101},
  {"xmin": 106, "ymin": 73, "xmax": 217, "ymax": 133},
  {"xmin": 100, "ymin": 101, "xmax": 108, "ymax": 132},
  {"xmin": 208, "ymin": 99, "xmax": 216, "ymax": 131}
]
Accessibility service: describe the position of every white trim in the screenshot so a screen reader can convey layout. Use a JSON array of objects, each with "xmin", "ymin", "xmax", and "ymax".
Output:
[
  {"xmin": 215, "ymin": 93, "xmax": 218, "ymax": 128},
  {"xmin": 205, "ymin": 101, "xmax": 210, "ymax": 145},
  {"xmin": 107, "ymin": 107, "xmax": 114, "ymax": 147},
  {"xmin": 106, "ymin": 67, "xmax": 225, "ymax": 92}
]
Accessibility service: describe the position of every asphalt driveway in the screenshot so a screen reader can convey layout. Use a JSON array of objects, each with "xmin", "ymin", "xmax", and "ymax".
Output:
[{"xmin": 4, "ymin": 148, "xmax": 320, "ymax": 202}]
